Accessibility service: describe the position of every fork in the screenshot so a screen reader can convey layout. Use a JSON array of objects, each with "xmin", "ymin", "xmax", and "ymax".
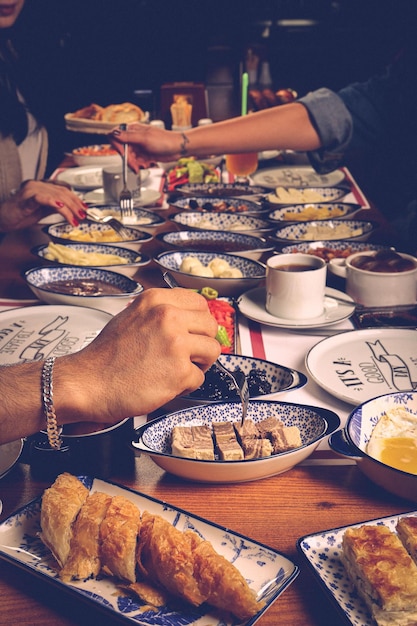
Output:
[
  {"xmin": 119, "ymin": 123, "xmax": 133, "ymax": 217},
  {"xmin": 85, "ymin": 208, "xmax": 132, "ymax": 241},
  {"xmin": 162, "ymin": 271, "xmax": 249, "ymax": 425}
]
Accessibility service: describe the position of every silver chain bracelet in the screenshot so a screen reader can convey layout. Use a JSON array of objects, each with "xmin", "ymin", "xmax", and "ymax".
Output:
[{"xmin": 42, "ymin": 357, "xmax": 62, "ymax": 450}]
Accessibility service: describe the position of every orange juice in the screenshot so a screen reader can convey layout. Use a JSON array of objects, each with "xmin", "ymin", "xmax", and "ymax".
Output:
[{"xmin": 225, "ymin": 152, "xmax": 258, "ymax": 177}]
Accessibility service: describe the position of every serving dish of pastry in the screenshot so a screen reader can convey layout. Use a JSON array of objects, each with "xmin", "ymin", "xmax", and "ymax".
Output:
[{"xmin": 0, "ymin": 474, "xmax": 299, "ymax": 625}]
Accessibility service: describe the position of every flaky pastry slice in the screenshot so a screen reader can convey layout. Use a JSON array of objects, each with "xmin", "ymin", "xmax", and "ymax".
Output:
[
  {"xmin": 136, "ymin": 511, "xmax": 207, "ymax": 606},
  {"xmin": 396, "ymin": 516, "xmax": 417, "ymax": 564},
  {"xmin": 59, "ymin": 491, "xmax": 112, "ymax": 582},
  {"xmin": 100, "ymin": 495, "xmax": 141, "ymax": 583},
  {"xmin": 187, "ymin": 532, "xmax": 264, "ymax": 621},
  {"xmin": 40, "ymin": 473, "xmax": 89, "ymax": 568},
  {"xmin": 341, "ymin": 524, "xmax": 417, "ymax": 626}
]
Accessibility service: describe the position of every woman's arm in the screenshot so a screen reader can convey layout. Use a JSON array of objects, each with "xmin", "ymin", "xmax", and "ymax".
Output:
[{"xmin": 110, "ymin": 103, "xmax": 322, "ymax": 171}]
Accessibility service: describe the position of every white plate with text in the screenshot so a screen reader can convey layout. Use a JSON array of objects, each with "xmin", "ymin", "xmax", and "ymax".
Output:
[{"xmin": 306, "ymin": 328, "xmax": 417, "ymax": 405}]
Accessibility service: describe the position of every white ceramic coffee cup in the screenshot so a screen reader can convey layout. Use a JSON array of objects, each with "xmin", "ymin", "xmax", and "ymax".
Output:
[
  {"xmin": 102, "ymin": 166, "xmax": 141, "ymax": 204},
  {"xmin": 266, "ymin": 253, "xmax": 327, "ymax": 319},
  {"xmin": 329, "ymin": 250, "xmax": 417, "ymax": 306}
]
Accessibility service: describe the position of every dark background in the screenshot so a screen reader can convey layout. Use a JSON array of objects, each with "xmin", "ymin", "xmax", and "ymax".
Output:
[{"xmin": 13, "ymin": 0, "xmax": 415, "ymax": 170}]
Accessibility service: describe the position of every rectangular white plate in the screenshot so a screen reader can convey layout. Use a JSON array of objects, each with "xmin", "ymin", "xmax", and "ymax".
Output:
[
  {"xmin": 297, "ymin": 509, "xmax": 417, "ymax": 625},
  {"xmin": 0, "ymin": 476, "xmax": 298, "ymax": 626}
]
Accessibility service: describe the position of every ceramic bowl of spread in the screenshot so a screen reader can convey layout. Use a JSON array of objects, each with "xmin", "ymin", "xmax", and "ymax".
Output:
[{"xmin": 25, "ymin": 265, "xmax": 143, "ymax": 314}]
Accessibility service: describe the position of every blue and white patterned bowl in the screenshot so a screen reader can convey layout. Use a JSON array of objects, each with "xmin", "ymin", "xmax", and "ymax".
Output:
[
  {"xmin": 87, "ymin": 204, "xmax": 165, "ymax": 233},
  {"xmin": 154, "ymin": 250, "xmax": 266, "ymax": 297},
  {"xmin": 132, "ymin": 400, "xmax": 340, "ymax": 483},
  {"xmin": 170, "ymin": 211, "xmax": 273, "ymax": 237},
  {"xmin": 45, "ymin": 221, "xmax": 153, "ymax": 251},
  {"xmin": 182, "ymin": 354, "xmax": 307, "ymax": 403},
  {"xmin": 31, "ymin": 242, "xmax": 150, "ymax": 278},
  {"xmin": 329, "ymin": 391, "xmax": 417, "ymax": 502},
  {"xmin": 175, "ymin": 182, "xmax": 266, "ymax": 196},
  {"xmin": 25, "ymin": 265, "xmax": 143, "ymax": 314},
  {"xmin": 157, "ymin": 229, "xmax": 274, "ymax": 261},
  {"xmin": 267, "ymin": 202, "xmax": 361, "ymax": 225},
  {"xmin": 170, "ymin": 195, "xmax": 269, "ymax": 214},
  {"xmin": 266, "ymin": 186, "xmax": 347, "ymax": 205},
  {"xmin": 271, "ymin": 219, "xmax": 377, "ymax": 245},
  {"xmin": 280, "ymin": 240, "xmax": 386, "ymax": 261}
]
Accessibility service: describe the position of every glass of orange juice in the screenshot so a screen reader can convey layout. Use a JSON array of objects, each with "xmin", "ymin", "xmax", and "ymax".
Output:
[{"xmin": 225, "ymin": 152, "xmax": 258, "ymax": 183}]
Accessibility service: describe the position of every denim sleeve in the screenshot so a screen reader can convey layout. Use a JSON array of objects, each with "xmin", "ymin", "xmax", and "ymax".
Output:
[{"xmin": 298, "ymin": 88, "xmax": 353, "ymax": 173}]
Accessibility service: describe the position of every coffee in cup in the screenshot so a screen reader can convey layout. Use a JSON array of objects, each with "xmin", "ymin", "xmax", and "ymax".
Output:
[{"xmin": 266, "ymin": 253, "xmax": 327, "ymax": 319}]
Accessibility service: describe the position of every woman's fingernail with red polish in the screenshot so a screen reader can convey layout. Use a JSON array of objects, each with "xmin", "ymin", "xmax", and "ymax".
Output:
[
  {"xmin": 78, "ymin": 209, "xmax": 87, "ymax": 219},
  {"xmin": 72, "ymin": 217, "xmax": 79, "ymax": 226},
  {"xmin": 56, "ymin": 201, "xmax": 65, "ymax": 208}
]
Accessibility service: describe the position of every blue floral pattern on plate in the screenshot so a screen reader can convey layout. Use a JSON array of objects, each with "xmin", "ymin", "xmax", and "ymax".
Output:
[
  {"xmin": 32, "ymin": 243, "xmax": 149, "ymax": 267},
  {"xmin": 158, "ymin": 230, "xmax": 272, "ymax": 252},
  {"xmin": 170, "ymin": 212, "xmax": 272, "ymax": 234},
  {"xmin": 155, "ymin": 251, "xmax": 266, "ymax": 279},
  {"xmin": 297, "ymin": 510, "xmax": 417, "ymax": 626},
  {"xmin": 171, "ymin": 196, "xmax": 268, "ymax": 214},
  {"xmin": 0, "ymin": 477, "xmax": 299, "ymax": 626},
  {"xmin": 281, "ymin": 240, "xmax": 385, "ymax": 258},
  {"xmin": 272, "ymin": 219, "xmax": 376, "ymax": 243},
  {"xmin": 267, "ymin": 202, "xmax": 360, "ymax": 223},
  {"xmin": 46, "ymin": 221, "xmax": 153, "ymax": 245},
  {"xmin": 25, "ymin": 266, "xmax": 143, "ymax": 295}
]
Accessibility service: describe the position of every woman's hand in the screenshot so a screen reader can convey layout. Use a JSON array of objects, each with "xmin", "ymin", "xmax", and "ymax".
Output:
[
  {"xmin": 0, "ymin": 180, "xmax": 87, "ymax": 232},
  {"xmin": 109, "ymin": 123, "xmax": 183, "ymax": 171},
  {"xmin": 55, "ymin": 287, "xmax": 221, "ymax": 424}
]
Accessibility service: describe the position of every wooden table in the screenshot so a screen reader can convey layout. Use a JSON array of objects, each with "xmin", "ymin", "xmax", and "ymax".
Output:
[{"xmin": 0, "ymin": 191, "xmax": 412, "ymax": 626}]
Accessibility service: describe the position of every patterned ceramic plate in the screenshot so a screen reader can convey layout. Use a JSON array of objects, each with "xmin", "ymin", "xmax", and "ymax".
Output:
[
  {"xmin": 170, "ymin": 196, "xmax": 268, "ymax": 214},
  {"xmin": 297, "ymin": 510, "xmax": 417, "ymax": 626},
  {"xmin": 0, "ymin": 477, "xmax": 299, "ymax": 625}
]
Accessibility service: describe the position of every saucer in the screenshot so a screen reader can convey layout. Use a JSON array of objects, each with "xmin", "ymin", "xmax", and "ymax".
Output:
[
  {"xmin": 237, "ymin": 286, "xmax": 355, "ymax": 329},
  {"xmin": 83, "ymin": 188, "xmax": 161, "ymax": 207}
]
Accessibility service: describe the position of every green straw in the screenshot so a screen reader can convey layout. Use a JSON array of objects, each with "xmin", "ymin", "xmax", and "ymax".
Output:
[{"xmin": 241, "ymin": 72, "xmax": 248, "ymax": 116}]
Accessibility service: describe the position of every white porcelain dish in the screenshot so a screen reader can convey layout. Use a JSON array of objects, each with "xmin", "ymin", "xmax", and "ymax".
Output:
[
  {"xmin": 0, "ymin": 440, "xmax": 23, "ymax": 480},
  {"xmin": 132, "ymin": 400, "xmax": 340, "ymax": 483},
  {"xmin": 0, "ymin": 476, "xmax": 299, "ymax": 626},
  {"xmin": 25, "ymin": 266, "xmax": 143, "ymax": 314},
  {"xmin": 271, "ymin": 219, "xmax": 377, "ymax": 245},
  {"xmin": 55, "ymin": 166, "xmax": 104, "ymax": 191},
  {"xmin": 71, "ymin": 144, "xmax": 121, "ymax": 167},
  {"xmin": 170, "ymin": 211, "xmax": 273, "ymax": 237},
  {"xmin": 306, "ymin": 328, "xmax": 417, "ymax": 405},
  {"xmin": 153, "ymin": 250, "xmax": 266, "ymax": 297},
  {"xmin": 237, "ymin": 286, "xmax": 355, "ymax": 329},
  {"xmin": 328, "ymin": 391, "xmax": 417, "ymax": 502},
  {"xmin": 297, "ymin": 509, "xmax": 417, "ymax": 626},
  {"xmin": 45, "ymin": 221, "xmax": 153, "ymax": 251},
  {"xmin": 157, "ymin": 229, "xmax": 274, "ymax": 261},
  {"xmin": 83, "ymin": 186, "xmax": 160, "ymax": 208},
  {"xmin": 267, "ymin": 202, "xmax": 361, "ymax": 224},
  {"xmin": 64, "ymin": 112, "xmax": 149, "ymax": 134},
  {"xmin": 171, "ymin": 195, "xmax": 268, "ymax": 215},
  {"xmin": 32, "ymin": 242, "xmax": 150, "ymax": 278},
  {"xmin": 251, "ymin": 166, "xmax": 346, "ymax": 189},
  {"xmin": 0, "ymin": 305, "xmax": 112, "ymax": 366}
]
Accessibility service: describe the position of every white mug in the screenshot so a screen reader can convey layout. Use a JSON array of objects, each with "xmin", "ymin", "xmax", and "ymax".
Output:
[
  {"xmin": 266, "ymin": 253, "xmax": 327, "ymax": 319},
  {"xmin": 102, "ymin": 166, "xmax": 141, "ymax": 204},
  {"xmin": 329, "ymin": 250, "xmax": 417, "ymax": 306}
]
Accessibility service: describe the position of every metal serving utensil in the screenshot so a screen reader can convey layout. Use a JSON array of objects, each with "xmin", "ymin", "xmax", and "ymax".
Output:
[
  {"xmin": 85, "ymin": 208, "xmax": 132, "ymax": 241},
  {"xmin": 119, "ymin": 123, "xmax": 133, "ymax": 217},
  {"xmin": 162, "ymin": 271, "xmax": 249, "ymax": 425}
]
